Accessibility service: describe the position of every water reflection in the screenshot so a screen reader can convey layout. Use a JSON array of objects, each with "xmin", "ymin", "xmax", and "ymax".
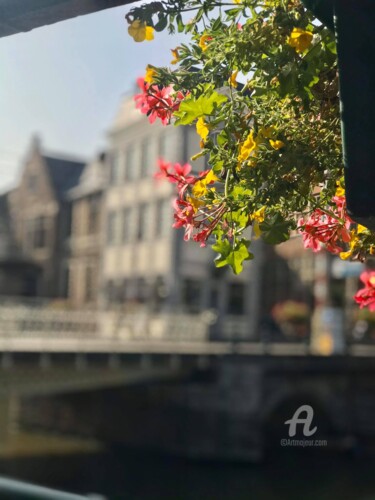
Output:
[{"xmin": 1, "ymin": 440, "xmax": 375, "ymax": 500}]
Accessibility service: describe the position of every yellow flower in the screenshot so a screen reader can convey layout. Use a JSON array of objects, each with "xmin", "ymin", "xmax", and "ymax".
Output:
[
  {"xmin": 238, "ymin": 130, "xmax": 258, "ymax": 163},
  {"xmin": 128, "ymin": 20, "xmax": 154, "ymax": 42},
  {"xmin": 199, "ymin": 35, "xmax": 212, "ymax": 52},
  {"xmin": 269, "ymin": 139, "xmax": 285, "ymax": 150},
  {"xmin": 228, "ymin": 70, "xmax": 238, "ymax": 88},
  {"xmin": 251, "ymin": 206, "xmax": 266, "ymax": 239},
  {"xmin": 253, "ymin": 221, "xmax": 262, "ymax": 239},
  {"xmin": 233, "ymin": 0, "xmax": 241, "ymax": 3},
  {"xmin": 171, "ymin": 47, "xmax": 180, "ymax": 65},
  {"xmin": 196, "ymin": 117, "xmax": 210, "ymax": 140},
  {"xmin": 192, "ymin": 170, "xmax": 218, "ymax": 197},
  {"xmin": 186, "ymin": 196, "xmax": 205, "ymax": 212},
  {"xmin": 339, "ymin": 249, "xmax": 353, "ymax": 261},
  {"xmin": 144, "ymin": 65, "xmax": 156, "ymax": 84},
  {"xmin": 339, "ymin": 233, "xmax": 359, "ymax": 260},
  {"xmin": 252, "ymin": 206, "xmax": 266, "ymax": 223},
  {"xmin": 340, "ymin": 223, "xmax": 369, "ymax": 260},
  {"xmin": 192, "ymin": 180, "xmax": 208, "ymax": 198},
  {"xmin": 335, "ymin": 180, "xmax": 345, "ymax": 197},
  {"xmin": 259, "ymin": 126, "xmax": 276, "ymax": 139},
  {"xmin": 287, "ymin": 27, "xmax": 313, "ymax": 54},
  {"xmin": 205, "ymin": 170, "xmax": 219, "ymax": 184},
  {"xmin": 357, "ymin": 224, "xmax": 368, "ymax": 234}
]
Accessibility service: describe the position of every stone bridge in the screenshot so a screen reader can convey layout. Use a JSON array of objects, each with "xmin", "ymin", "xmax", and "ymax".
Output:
[
  {"xmin": 12, "ymin": 355, "xmax": 375, "ymax": 462},
  {"xmin": 1, "ymin": 300, "xmax": 375, "ymax": 461}
]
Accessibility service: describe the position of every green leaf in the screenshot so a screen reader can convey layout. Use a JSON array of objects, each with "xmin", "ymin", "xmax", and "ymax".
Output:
[
  {"xmin": 212, "ymin": 238, "xmax": 231, "ymax": 267},
  {"xmin": 216, "ymin": 129, "xmax": 228, "ymax": 146},
  {"xmin": 227, "ymin": 210, "xmax": 248, "ymax": 228},
  {"xmin": 176, "ymin": 14, "xmax": 184, "ymax": 33},
  {"xmin": 212, "ymin": 18, "xmax": 223, "ymax": 31},
  {"xmin": 224, "ymin": 8, "xmax": 242, "ymax": 18},
  {"xmin": 174, "ymin": 92, "xmax": 228, "ymax": 125},
  {"xmin": 278, "ymin": 63, "xmax": 299, "ymax": 97},
  {"xmin": 325, "ymin": 40, "xmax": 337, "ymax": 55},
  {"xmin": 260, "ymin": 213, "xmax": 290, "ymax": 245},
  {"xmin": 212, "ymin": 238, "xmax": 252, "ymax": 275},
  {"xmin": 154, "ymin": 15, "xmax": 168, "ymax": 32},
  {"xmin": 231, "ymin": 185, "xmax": 253, "ymax": 198},
  {"xmin": 227, "ymin": 240, "xmax": 252, "ymax": 274}
]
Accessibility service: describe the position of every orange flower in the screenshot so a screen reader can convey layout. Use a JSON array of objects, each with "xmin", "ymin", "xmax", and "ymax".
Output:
[
  {"xmin": 199, "ymin": 35, "xmax": 212, "ymax": 52},
  {"xmin": 171, "ymin": 47, "xmax": 181, "ymax": 64}
]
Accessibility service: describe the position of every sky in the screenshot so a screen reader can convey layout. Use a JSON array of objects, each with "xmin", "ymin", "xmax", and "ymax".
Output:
[{"xmin": 0, "ymin": 3, "xmax": 186, "ymax": 193}]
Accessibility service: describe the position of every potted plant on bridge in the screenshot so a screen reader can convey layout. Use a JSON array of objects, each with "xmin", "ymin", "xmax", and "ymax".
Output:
[{"xmin": 272, "ymin": 300, "xmax": 310, "ymax": 340}]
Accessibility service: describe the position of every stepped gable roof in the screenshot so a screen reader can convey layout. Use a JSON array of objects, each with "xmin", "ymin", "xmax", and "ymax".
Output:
[
  {"xmin": 43, "ymin": 155, "xmax": 85, "ymax": 200},
  {"xmin": 68, "ymin": 152, "xmax": 107, "ymax": 200}
]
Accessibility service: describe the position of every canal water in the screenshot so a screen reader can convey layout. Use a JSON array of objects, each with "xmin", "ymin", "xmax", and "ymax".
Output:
[{"xmin": 1, "ymin": 445, "xmax": 375, "ymax": 499}]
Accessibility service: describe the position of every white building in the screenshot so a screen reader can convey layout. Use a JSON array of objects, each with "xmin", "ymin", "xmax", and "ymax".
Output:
[{"xmin": 100, "ymin": 92, "xmax": 263, "ymax": 340}]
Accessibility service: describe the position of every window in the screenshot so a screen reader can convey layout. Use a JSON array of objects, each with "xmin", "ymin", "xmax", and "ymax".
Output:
[
  {"xmin": 109, "ymin": 151, "xmax": 122, "ymax": 185},
  {"xmin": 227, "ymin": 283, "xmax": 245, "ymax": 315},
  {"xmin": 124, "ymin": 146, "xmax": 136, "ymax": 181},
  {"xmin": 140, "ymin": 138, "xmax": 152, "ymax": 177},
  {"xmin": 26, "ymin": 220, "xmax": 34, "ymax": 251},
  {"xmin": 106, "ymin": 280, "xmax": 115, "ymax": 302},
  {"xmin": 65, "ymin": 203, "xmax": 72, "ymax": 238},
  {"xmin": 87, "ymin": 195, "xmax": 101, "ymax": 234},
  {"xmin": 106, "ymin": 211, "xmax": 117, "ymax": 245},
  {"xmin": 105, "ymin": 279, "xmax": 123, "ymax": 304},
  {"xmin": 34, "ymin": 216, "xmax": 47, "ymax": 249},
  {"xmin": 137, "ymin": 203, "xmax": 152, "ymax": 241},
  {"xmin": 122, "ymin": 279, "xmax": 129, "ymax": 301},
  {"xmin": 122, "ymin": 207, "xmax": 134, "ymax": 243},
  {"xmin": 209, "ymin": 287, "xmax": 219, "ymax": 309},
  {"xmin": 182, "ymin": 279, "xmax": 201, "ymax": 313},
  {"xmin": 136, "ymin": 277, "xmax": 148, "ymax": 303},
  {"xmin": 85, "ymin": 266, "xmax": 95, "ymax": 302},
  {"xmin": 61, "ymin": 266, "xmax": 70, "ymax": 298},
  {"xmin": 155, "ymin": 198, "xmax": 171, "ymax": 238}
]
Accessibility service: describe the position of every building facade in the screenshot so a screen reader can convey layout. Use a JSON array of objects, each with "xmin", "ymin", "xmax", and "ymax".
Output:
[
  {"xmin": 7, "ymin": 137, "xmax": 85, "ymax": 298},
  {"xmin": 0, "ymin": 193, "xmax": 41, "ymax": 297},
  {"xmin": 100, "ymin": 95, "xmax": 262, "ymax": 340},
  {"xmin": 68, "ymin": 153, "xmax": 106, "ymax": 308}
]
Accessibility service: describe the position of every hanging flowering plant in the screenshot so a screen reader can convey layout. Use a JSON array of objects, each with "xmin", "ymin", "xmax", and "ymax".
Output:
[{"xmin": 125, "ymin": 0, "xmax": 375, "ymax": 309}]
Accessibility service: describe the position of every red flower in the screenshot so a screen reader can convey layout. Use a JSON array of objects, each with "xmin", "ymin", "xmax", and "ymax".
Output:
[
  {"xmin": 156, "ymin": 159, "xmax": 227, "ymax": 246},
  {"xmin": 154, "ymin": 159, "xmax": 196, "ymax": 196},
  {"xmin": 193, "ymin": 228, "xmax": 211, "ymax": 247},
  {"xmin": 172, "ymin": 198, "xmax": 195, "ymax": 241},
  {"xmin": 354, "ymin": 271, "xmax": 375, "ymax": 311},
  {"xmin": 298, "ymin": 196, "xmax": 352, "ymax": 254},
  {"xmin": 134, "ymin": 78, "xmax": 185, "ymax": 125},
  {"xmin": 154, "ymin": 159, "xmax": 172, "ymax": 181}
]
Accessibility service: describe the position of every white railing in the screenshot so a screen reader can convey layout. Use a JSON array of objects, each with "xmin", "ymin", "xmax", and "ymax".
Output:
[
  {"xmin": 0, "ymin": 305, "xmax": 99, "ymax": 338},
  {"xmin": 0, "ymin": 302, "xmax": 211, "ymax": 343},
  {"xmin": 221, "ymin": 316, "xmax": 250, "ymax": 340}
]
